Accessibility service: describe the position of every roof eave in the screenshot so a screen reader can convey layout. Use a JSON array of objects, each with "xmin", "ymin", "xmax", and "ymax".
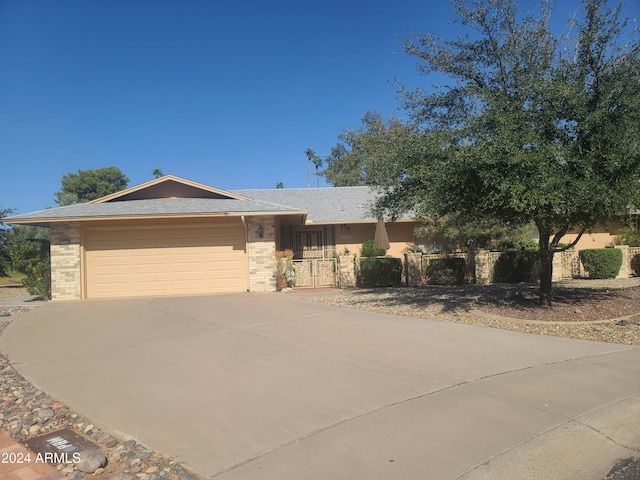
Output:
[{"xmin": 3, "ymin": 210, "xmax": 309, "ymax": 226}]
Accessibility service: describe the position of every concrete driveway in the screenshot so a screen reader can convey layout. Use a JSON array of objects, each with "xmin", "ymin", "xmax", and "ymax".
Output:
[{"xmin": 2, "ymin": 292, "xmax": 640, "ymax": 479}]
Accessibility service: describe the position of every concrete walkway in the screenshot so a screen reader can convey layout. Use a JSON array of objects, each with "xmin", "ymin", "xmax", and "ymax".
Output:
[{"xmin": 2, "ymin": 292, "xmax": 639, "ymax": 479}]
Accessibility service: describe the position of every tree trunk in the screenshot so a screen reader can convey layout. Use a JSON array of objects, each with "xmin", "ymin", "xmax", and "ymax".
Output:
[
  {"xmin": 539, "ymin": 249, "xmax": 554, "ymax": 306},
  {"xmin": 538, "ymin": 230, "xmax": 554, "ymax": 306}
]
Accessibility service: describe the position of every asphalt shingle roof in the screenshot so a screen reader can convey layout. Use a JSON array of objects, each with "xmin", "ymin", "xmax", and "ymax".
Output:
[
  {"xmin": 3, "ymin": 185, "xmax": 412, "ymax": 225},
  {"xmin": 233, "ymin": 186, "xmax": 382, "ymax": 223},
  {"xmin": 3, "ymin": 197, "xmax": 303, "ymax": 224}
]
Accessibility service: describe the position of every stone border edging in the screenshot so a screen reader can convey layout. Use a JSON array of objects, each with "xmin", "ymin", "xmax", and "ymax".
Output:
[{"xmin": 469, "ymin": 308, "xmax": 638, "ymax": 326}]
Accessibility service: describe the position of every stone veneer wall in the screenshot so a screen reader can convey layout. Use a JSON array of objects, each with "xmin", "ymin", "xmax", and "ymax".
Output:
[
  {"xmin": 246, "ymin": 215, "xmax": 276, "ymax": 292},
  {"xmin": 338, "ymin": 255, "xmax": 356, "ymax": 287},
  {"xmin": 50, "ymin": 222, "xmax": 82, "ymax": 300}
]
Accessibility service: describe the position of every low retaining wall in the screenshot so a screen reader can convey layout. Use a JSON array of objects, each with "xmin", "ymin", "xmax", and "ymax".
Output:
[{"xmin": 337, "ymin": 246, "xmax": 635, "ymax": 288}]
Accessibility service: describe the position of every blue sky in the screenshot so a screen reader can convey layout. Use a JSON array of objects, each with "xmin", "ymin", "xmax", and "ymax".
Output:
[{"xmin": 1, "ymin": 0, "xmax": 638, "ymax": 214}]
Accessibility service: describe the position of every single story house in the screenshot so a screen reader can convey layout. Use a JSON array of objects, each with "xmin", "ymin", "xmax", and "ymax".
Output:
[
  {"xmin": 4, "ymin": 175, "xmax": 417, "ymax": 300},
  {"xmin": 4, "ymin": 175, "xmax": 628, "ymax": 300}
]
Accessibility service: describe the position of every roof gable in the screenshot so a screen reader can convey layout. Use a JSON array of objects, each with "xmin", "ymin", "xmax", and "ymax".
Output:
[{"xmin": 91, "ymin": 175, "xmax": 249, "ymax": 203}]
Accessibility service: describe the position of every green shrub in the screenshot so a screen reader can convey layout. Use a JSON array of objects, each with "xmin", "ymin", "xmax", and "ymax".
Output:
[
  {"xmin": 631, "ymin": 253, "xmax": 640, "ymax": 276},
  {"xmin": 10, "ymin": 239, "xmax": 51, "ymax": 299},
  {"xmin": 359, "ymin": 257, "xmax": 403, "ymax": 287},
  {"xmin": 579, "ymin": 248, "xmax": 622, "ymax": 279},
  {"xmin": 493, "ymin": 250, "xmax": 540, "ymax": 283},
  {"xmin": 425, "ymin": 257, "xmax": 466, "ymax": 285},
  {"xmin": 361, "ymin": 239, "xmax": 386, "ymax": 258}
]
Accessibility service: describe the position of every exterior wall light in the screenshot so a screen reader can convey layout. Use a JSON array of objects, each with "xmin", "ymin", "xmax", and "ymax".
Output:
[{"xmin": 257, "ymin": 225, "xmax": 264, "ymax": 238}]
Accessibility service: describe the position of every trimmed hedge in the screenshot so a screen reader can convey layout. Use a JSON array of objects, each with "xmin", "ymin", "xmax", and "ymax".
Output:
[
  {"xmin": 359, "ymin": 257, "xmax": 403, "ymax": 287},
  {"xmin": 579, "ymin": 248, "xmax": 622, "ymax": 279},
  {"xmin": 425, "ymin": 257, "xmax": 466, "ymax": 285},
  {"xmin": 493, "ymin": 250, "xmax": 540, "ymax": 283},
  {"xmin": 361, "ymin": 239, "xmax": 387, "ymax": 258}
]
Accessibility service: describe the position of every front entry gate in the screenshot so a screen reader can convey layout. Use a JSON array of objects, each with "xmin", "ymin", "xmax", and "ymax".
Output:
[{"xmin": 293, "ymin": 259, "xmax": 337, "ymax": 288}]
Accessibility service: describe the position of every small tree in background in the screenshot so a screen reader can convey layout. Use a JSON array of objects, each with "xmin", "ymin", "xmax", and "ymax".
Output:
[
  {"xmin": 0, "ymin": 208, "xmax": 14, "ymax": 277},
  {"xmin": 10, "ymin": 238, "xmax": 51, "ymax": 299},
  {"xmin": 55, "ymin": 166, "xmax": 129, "ymax": 205}
]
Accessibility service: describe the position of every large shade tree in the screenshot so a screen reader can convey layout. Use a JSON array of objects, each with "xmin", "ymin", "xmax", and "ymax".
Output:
[{"xmin": 367, "ymin": 0, "xmax": 640, "ymax": 304}]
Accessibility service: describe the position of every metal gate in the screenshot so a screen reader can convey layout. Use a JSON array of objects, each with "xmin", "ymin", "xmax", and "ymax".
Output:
[{"xmin": 293, "ymin": 259, "xmax": 337, "ymax": 288}]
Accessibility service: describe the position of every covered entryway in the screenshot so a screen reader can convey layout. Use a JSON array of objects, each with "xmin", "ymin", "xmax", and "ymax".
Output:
[{"xmin": 84, "ymin": 218, "xmax": 247, "ymax": 298}]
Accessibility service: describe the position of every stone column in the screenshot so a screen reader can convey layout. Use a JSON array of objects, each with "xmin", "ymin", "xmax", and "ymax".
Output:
[
  {"xmin": 474, "ymin": 249, "xmax": 493, "ymax": 284},
  {"xmin": 246, "ymin": 216, "xmax": 276, "ymax": 291},
  {"xmin": 338, "ymin": 255, "xmax": 356, "ymax": 288},
  {"xmin": 404, "ymin": 252, "xmax": 422, "ymax": 286},
  {"xmin": 615, "ymin": 245, "xmax": 630, "ymax": 279},
  {"xmin": 50, "ymin": 222, "xmax": 82, "ymax": 300},
  {"xmin": 552, "ymin": 252, "xmax": 563, "ymax": 282}
]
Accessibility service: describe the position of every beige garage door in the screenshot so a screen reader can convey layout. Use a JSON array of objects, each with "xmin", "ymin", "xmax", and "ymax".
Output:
[{"xmin": 84, "ymin": 218, "xmax": 248, "ymax": 298}]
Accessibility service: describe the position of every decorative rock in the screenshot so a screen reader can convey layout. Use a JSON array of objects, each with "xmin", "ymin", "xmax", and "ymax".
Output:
[
  {"xmin": 123, "ymin": 439, "xmax": 136, "ymax": 449},
  {"xmin": 28, "ymin": 424, "xmax": 41, "ymax": 434},
  {"xmin": 94, "ymin": 467, "xmax": 105, "ymax": 475},
  {"xmin": 76, "ymin": 449, "xmax": 108, "ymax": 473},
  {"xmin": 145, "ymin": 466, "xmax": 158, "ymax": 473},
  {"xmin": 108, "ymin": 474, "xmax": 136, "ymax": 480},
  {"xmin": 62, "ymin": 465, "xmax": 75, "ymax": 473},
  {"xmin": 100, "ymin": 435, "xmax": 118, "ymax": 448},
  {"xmin": 37, "ymin": 408, "xmax": 54, "ymax": 421}
]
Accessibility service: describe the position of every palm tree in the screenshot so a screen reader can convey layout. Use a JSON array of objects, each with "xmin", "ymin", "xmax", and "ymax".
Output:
[
  {"xmin": 304, "ymin": 148, "xmax": 323, "ymax": 188},
  {"xmin": 152, "ymin": 168, "xmax": 164, "ymax": 179},
  {"xmin": 312, "ymin": 155, "xmax": 323, "ymax": 188},
  {"xmin": 304, "ymin": 148, "xmax": 315, "ymax": 188}
]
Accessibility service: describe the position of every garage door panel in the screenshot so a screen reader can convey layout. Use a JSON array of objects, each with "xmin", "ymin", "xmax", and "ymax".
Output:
[
  {"xmin": 204, "ymin": 260, "xmax": 245, "ymax": 271},
  {"xmin": 85, "ymin": 220, "xmax": 248, "ymax": 298}
]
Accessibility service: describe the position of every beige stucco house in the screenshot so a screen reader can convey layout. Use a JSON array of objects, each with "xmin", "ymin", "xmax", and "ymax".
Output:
[
  {"xmin": 5, "ymin": 175, "xmax": 630, "ymax": 300},
  {"xmin": 4, "ymin": 175, "xmax": 418, "ymax": 300}
]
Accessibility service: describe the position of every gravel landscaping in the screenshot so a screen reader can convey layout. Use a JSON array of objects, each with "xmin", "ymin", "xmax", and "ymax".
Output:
[{"xmin": 301, "ymin": 278, "xmax": 640, "ymax": 345}]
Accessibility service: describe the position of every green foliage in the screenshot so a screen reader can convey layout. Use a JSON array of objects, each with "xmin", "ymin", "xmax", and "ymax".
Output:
[
  {"xmin": 631, "ymin": 253, "xmax": 640, "ymax": 276},
  {"xmin": 8, "ymin": 225, "xmax": 49, "ymax": 242},
  {"xmin": 322, "ymin": 111, "xmax": 425, "ymax": 191},
  {"xmin": 360, "ymin": 239, "xmax": 386, "ymax": 258},
  {"xmin": 55, "ymin": 166, "xmax": 129, "ymax": 205},
  {"xmin": 305, "ymin": 148, "xmax": 323, "ymax": 188},
  {"xmin": 615, "ymin": 218, "xmax": 640, "ymax": 247},
  {"xmin": 0, "ymin": 208, "xmax": 14, "ymax": 277},
  {"xmin": 359, "ymin": 257, "xmax": 403, "ymax": 287},
  {"xmin": 10, "ymin": 239, "xmax": 51, "ymax": 299},
  {"xmin": 415, "ymin": 215, "xmax": 537, "ymax": 252},
  {"xmin": 579, "ymin": 248, "xmax": 623, "ymax": 279},
  {"xmin": 425, "ymin": 257, "xmax": 466, "ymax": 285},
  {"xmin": 342, "ymin": 0, "xmax": 640, "ymax": 304},
  {"xmin": 493, "ymin": 251, "xmax": 541, "ymax": 283},
  {"xmin": 274, "ymin": 250, "xmax": 296, "ymax": 286}
]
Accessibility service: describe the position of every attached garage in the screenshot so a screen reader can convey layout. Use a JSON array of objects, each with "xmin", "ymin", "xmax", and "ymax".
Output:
[
  {"xmin": 2, "ymin": 175, "xmax": 307, "ymax": 300},
  {"xmin": 84, "ymin": 218, "xmax": 248, "ymax": 298}
]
